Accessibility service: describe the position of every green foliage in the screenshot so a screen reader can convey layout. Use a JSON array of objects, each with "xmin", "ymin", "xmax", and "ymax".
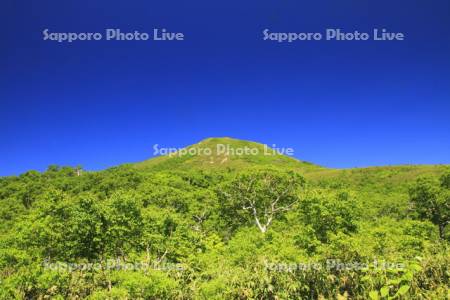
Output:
[
  {"xmin": 297, "ymin": 190, "xmax": 359, "ymax": 242},
  {"xmin": 217, "ymin": 169, "xmax": 304, "ymax": 233},
  {"xmin": 0, "ymin": 141, "xmax": 449, "ymax": 299},
  {"xmin": 409, "ymin": 173, "xmax": 450, "ymax": 239}
]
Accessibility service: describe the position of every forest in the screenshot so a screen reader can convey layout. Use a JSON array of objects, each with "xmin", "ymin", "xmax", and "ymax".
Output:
[{"xmin": 0, "ymin": 138, "xmax": 449, "ymax": 299}]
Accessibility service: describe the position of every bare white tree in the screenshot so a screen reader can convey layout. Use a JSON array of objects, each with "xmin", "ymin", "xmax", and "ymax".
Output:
[{"xmin": 220, "ymin": 169, "xmax": 304, "ymax": 233}]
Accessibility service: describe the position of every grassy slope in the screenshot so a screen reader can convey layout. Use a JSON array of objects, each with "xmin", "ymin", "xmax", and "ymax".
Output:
[
  {"xmin": 306, "ymin": 164, "xmax": 450, "ymax": 192},
  {"xmin": 135, "ymin": 137, "xmax": 449, "ymax": 191},
  {"xmin": 134, "ymin": 137, "xmax": 322, "ymax": 173}
]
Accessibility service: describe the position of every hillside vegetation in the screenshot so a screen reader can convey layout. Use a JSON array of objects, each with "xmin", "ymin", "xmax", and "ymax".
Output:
[
  {"xmin": 135, "ymin": 138, "xmax": 321, "ymax": 172},
  {"xmin": 0, "ymin": 138, "xmax": 449, "ymax": 299}
]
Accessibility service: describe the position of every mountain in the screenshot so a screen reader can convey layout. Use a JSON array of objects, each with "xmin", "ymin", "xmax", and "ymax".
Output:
[
  {"xmin": 1, "ymin": 137, "xmax": 449, "ymax": 299},
  {"xmin": 134, "ymin": 137, "xmax": 448, "ymax": 190},
  {"xmin": 135, "ymin": 137, "xmax": 323, "ymax": 172}
]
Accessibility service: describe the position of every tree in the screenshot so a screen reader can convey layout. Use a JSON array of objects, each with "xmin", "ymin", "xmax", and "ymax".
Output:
[
  {"xmin": 297, "ymin": 190, "xmax": 358, "ymax": 242},
  {"xmin": 409, "ymin": 174, "xmax": 450, "ymax": 240},
  {"xmin": 104, "ymin": 191, "xmax": 143, "ymax": 256},
  {"xmin": 440, "ymin": 171, "xmax": 450, "ymax": 189},
  {"xmin": 28, "ymin": 190, "xmax": 107, "ymax": 260},
  {"xmin": 218, "ymin": 169, "xmax": 304, "ymax": 233}
]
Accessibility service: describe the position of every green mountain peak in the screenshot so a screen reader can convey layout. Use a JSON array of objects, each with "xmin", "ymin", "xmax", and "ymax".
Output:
[{"xmin": 135, "ymin": 137, "xmax": 321, "ymax": 172}]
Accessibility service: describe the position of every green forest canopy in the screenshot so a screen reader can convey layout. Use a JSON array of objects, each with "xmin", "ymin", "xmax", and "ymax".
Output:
[{"xmin": 0, "ymin": 138, "xmax": 449, "ymax": 299}]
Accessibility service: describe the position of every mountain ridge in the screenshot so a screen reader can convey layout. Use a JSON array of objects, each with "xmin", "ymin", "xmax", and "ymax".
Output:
[{"xmin": 130, "ymin": 137, "xmax": 449, "ymax": 191}]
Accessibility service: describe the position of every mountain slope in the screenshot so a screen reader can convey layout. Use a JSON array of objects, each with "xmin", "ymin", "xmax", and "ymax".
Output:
[
  {"xmin": 1, "ymin": 137, "xmax": 449, "ymax": 299},
  {"xmin": 134, "ymin": 137, "xmax": 448, "ymax": 189},
  {"xmin": 135, "ymin": 137, "xmax": 323, "ymax": 173}
]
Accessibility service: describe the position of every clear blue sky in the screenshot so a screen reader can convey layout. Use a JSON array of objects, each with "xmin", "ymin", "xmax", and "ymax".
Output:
[{"xmin": 1, "ymin": 0, "xmax": 450, "ymax": 176}]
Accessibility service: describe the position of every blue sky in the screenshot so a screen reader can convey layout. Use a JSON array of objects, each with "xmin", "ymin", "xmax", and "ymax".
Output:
[{"xmin": 1, "ymin": 0, "xmax": 450, "ymax": 175}]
